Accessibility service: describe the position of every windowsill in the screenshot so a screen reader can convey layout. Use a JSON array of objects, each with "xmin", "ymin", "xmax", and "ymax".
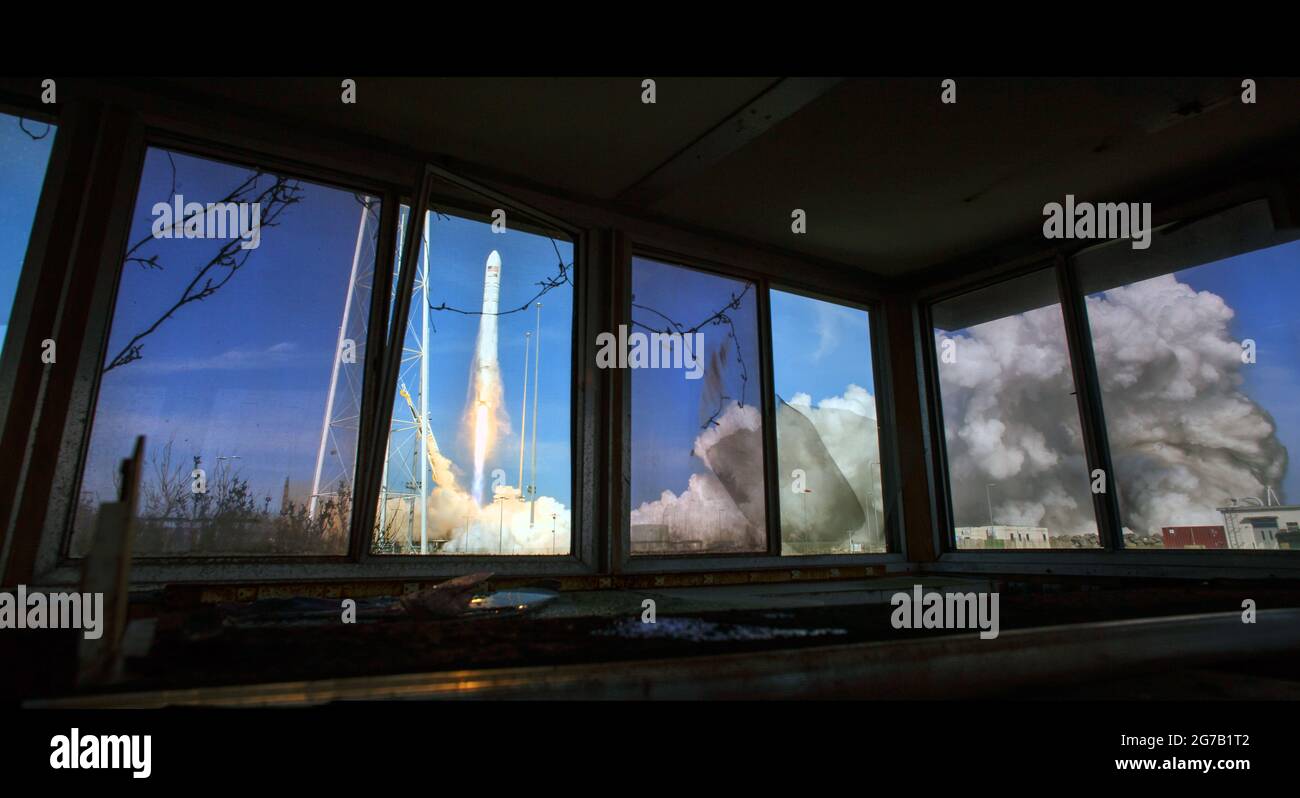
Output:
[{"xmin": 18, "ymin": 580, "xmax": 1300, "ymax": 704}]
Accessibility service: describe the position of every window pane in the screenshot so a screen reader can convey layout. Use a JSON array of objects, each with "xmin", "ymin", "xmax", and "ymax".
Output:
[
  {"xmin": 1078, "ymin": 200, "xmax": 1300, "ymax": 550},
  {"xmin": 931, "ymin": 268, "xmax": 1100, "ymax": 549},
  {"xmin": 629, "ymin": 257, "xmax": 766, "ymax": 555},
  {"xmin": 0, "ymin": 112, "xmax": 57, "ymax": 360},
  {"xmin": 73, "ymin": 148, "xmax": 380, "ymax": 556},
  {"xmin": 372, "ymin": 208, "xmax": 573, "ymax": 555},
  {"xmin": 770, "ymin": 290, "xmax": 884, "ymax": 554}
]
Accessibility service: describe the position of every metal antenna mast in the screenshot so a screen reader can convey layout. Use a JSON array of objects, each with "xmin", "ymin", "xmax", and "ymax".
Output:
[
  {"xmin": 518, "ymin": 331, "xmax": 531, "ymax": 495},
  {"xmin": 418, "ymin": 213, "xmax": 431, "ymax": 554},
  {"xmin": 310, "ymin": 197, "xmax": 377, "ymax": 519},
  {"xmin": 376, "ymin": 208, "xmax": 436, "ymax": 553},
  {"xmin": 529, "ymin": 301, "xmax": 541, "ymax": 526}
]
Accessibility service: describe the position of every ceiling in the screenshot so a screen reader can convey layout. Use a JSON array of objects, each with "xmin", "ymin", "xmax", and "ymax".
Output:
[{"xmin": 159, "ymin": 77, "xmax": 1300, "ymax": 278}]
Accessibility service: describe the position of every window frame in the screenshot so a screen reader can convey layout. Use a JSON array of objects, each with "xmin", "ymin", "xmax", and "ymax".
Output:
[
  {"xmin": 357, "ymin": 166, "xmax": 599, "ymax": 571},
  {"xmin": 615, "ymin": 239, "xmax": 908, "ymax": 574},
  {"xmin": 0, "ymin": 96, "xmax": 64, "ymax": 580},
  {"xmin": 918, "ymin": 179, "xmax": 1300, "ymax": 577},
  {"xmin": 767, "ymin": 282, "xmax": 903, "ymax": 559},
  {"xmin": 0, "ymin": 98, "xmax": 61, "ymax": 418},
  {"xmin": 3, "ymin": 82, "xmax": 921, "ymax": 587},
  {"xmin": 28, "ymin": 123, "xmax": 603, "ymax": 586}
]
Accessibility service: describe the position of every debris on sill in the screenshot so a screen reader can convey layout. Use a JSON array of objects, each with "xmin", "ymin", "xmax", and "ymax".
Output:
[
  {"xmin": 177, "ymin": 573, "xmax": 561, "ymax": 634},
  {"xmin": 592, "ymin": 617, "xmax": 847, "ymax": 643},
  {"xmin": 399, "ymin": 572, "xmax": 494, "ymax": 618}
]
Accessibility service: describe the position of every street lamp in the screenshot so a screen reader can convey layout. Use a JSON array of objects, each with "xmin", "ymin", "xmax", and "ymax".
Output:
[
  {"xmin": 986, "ymin": 483, "xmax": 997, "ymax": 530},
  {"xmin": 495, "ymin": 493, "xmax": 508, "ymax": 554},
  {"xmin": 798, "ymin": 486, "xmax": 812, "ymax": 546},
  {"xmin": 867, "ymin": 460, "xmax": 881, "ymax": 550}
]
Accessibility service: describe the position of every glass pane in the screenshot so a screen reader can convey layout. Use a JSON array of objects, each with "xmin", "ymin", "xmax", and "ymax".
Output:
[
  {"xmin": 0, "ymin": 112, "xmax": 57, "ymax": 360},
  {"xmin": 73, "ymin": 147, "xmax": 381, "ymax": 556},
  {"xmin": 931, "ymin": 268, "xmax": 1100, "ymax": 549},
  {"xmin": 1078, "ymin": 201, "xmax": 1300, "ymax": 550},
  {"xmin": 372, "ymin": 207, "xmax": 574, "ymax": 555},
  {"xmin": 629, "ymin": 257, "xmax": 766, "ymax": 555},
  {"xmin": 770, "ymin": 290, "xmax": 884, "ymax": 554}
]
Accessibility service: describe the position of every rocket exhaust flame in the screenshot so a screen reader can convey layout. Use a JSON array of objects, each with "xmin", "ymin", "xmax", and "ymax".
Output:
[{"xmin": 472, "ymin": 400, "xmax": 491, "ymax": 502}]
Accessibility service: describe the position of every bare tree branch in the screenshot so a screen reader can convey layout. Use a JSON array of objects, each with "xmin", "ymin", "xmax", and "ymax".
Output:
[
  {"xmin": 632, "ymin": 283, "xmax": 753, "ymax": 428},
  {"xmin": 103, "ymin": 173, "xmax": 304, "ymax": 373},
  {"xmin": 17, "ymin": 117, "xmax": 51, "ymax": 141}
]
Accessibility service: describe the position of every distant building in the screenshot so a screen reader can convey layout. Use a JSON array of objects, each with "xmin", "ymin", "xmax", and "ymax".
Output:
[
  {"xmin": 955, "ymin": 525, "xmax": 1049, "ymax": 550},
  {"xmin": 1160, "ymin": 525, "xmax": 1227, "ymax": 549},
  {"xmin": 1217, "ymin": 504, "xmax": 1300, "ymax": 550}
]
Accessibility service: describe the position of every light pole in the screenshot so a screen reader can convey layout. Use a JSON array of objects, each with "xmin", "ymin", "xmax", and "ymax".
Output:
[
  {"xmin": 528, "ymin": 301, "xmax": 541, "ymax": 528},
  {"xmin": 496, "ymin": 494, "xmax": 507, "ymax": 553},
  {"xmin": 518, "ymin": 331, "xmax": 530, "ymax": 494},
  {"xmin": 191, "ymin": 455, "xmax": 203, "ymax": 520},
  {"xmin": 867, "ymin": 460, "xmax": 881, "ymax": 550},
  {"xmin": 800, "ymin": 487, "xmax": 811, "ymax": 542}
]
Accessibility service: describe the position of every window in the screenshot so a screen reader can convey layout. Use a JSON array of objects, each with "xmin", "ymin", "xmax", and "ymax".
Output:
[
  {"xmin": 770, "ymin": 290, "xmax": 885, "ymax": 554},
  {"xmin": 931, "ymin": 268, "xmax": 1100, "ymax": 550},
  {"xmin": 1077, "ymin": 200, "xmax": 1300, "ymax": 551},
  {"xmin": 71, "ymin": 147, "xmax": 382, "ymax": 557},
  {"xmin": 372, "ymin": 205, "xmax": 574, "ymax": 556},
  {"xmin": 50, "ymin": 136, "xmax": 892, "ymax": 574},
  {"xmin": 629, "ymin": 256, "xmax": 766, "ymax": 555},
  {"xmin": 0, "ymin": 111, "xmax": 57, "ymax": 361}
]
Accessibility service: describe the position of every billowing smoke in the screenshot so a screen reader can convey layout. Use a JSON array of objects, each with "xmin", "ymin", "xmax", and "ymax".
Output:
[
  {"xmin": 633, "ymin": 401, "xmax": 766, "ymax": 552},
  {"xmin": 938, "ymin": 273, "xmax": 1287, "ymax": 537},
  {"xmin": 380, "ymin": 481, "xmax": 571, "ymax": 555},
  {"xmin": 782, "ymin": 385, "xmax": 884, "ymax": 552},
  {"xmin": 630, "ymin": 386, "xmax": 885, "ymax": 553}
]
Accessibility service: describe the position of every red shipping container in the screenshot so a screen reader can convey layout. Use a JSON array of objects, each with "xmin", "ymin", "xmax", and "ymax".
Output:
[{"xmin": 1161, "ymin": 525, "xmax": 1228, "ymax": 549}]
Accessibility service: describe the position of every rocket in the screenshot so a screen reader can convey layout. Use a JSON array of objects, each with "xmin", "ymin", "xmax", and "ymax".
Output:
[
  {"xmin": 469, "ymin": 251, "xmax": 504, "ymax": 505},
  {"xmin": 475, "ymin": 250, "xmax": 502, "ymax": 398}
]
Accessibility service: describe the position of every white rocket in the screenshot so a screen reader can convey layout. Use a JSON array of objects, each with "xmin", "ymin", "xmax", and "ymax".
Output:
[
  {"xmin": 469, "ymin": 250, "xmax": 504, "ymax": 505},
  {"xmin": 475, "ymin": 250, "xmax": 502, "ymax": 397}
]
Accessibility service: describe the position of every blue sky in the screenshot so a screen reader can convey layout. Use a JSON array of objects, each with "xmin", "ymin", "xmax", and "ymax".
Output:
[
  {"xmin": 0, "ymin": 113, "xmax": 56, "ymax": 358},
  {"xmin": 770, "ymin": 288, "xmax": 875, "ymax": 405},
  {"xmin": 630, "ymin": 257, "xmax": 761, "ymax": 507},
  {"xmin": 81, "ymin": 149, "xmax": 375, "ymax": 508}
]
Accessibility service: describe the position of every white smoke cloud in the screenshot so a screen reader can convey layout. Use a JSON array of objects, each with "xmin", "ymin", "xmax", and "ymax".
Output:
[
  {"xmin": 631, "ymin": 469, "xmax": 761, "ymax": 550},
  {"xmin": 631, "ymin": 387, "xmax": 885, "ymax": 553},
  {"xmin": 786, "ymin": 385, "xmax": 885, "ymax": 549},
  {"xmin": 379, "ymin": 479, "xmax": 571, "ymax": 555},
  {"xmin": 694, "ymin": 399, "xmax": 763, "ymax": 468},
  {"xmin": 631, "ymin": 400, "xmax": 765, "ymax": 551},
  {"xmin": 937, "ymin": 273, "xmax": 1287, "ymax": 537}
]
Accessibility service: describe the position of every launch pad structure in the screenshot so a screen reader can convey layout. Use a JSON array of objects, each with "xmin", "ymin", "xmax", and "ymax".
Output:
[
  {"xmin": 307, "ymin": 197, "xmax": 377, "ymax": 524},
  {"xmin": 378, "ymin": 209, "xmax": 438, "ymax": 553},
  {"xmin": 310, "ymin": 204, "xmax": 548, "ymax": 555},
  {"xmin": 308, "ymin": 203, "xmax": 433, "ymax": 552}
]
